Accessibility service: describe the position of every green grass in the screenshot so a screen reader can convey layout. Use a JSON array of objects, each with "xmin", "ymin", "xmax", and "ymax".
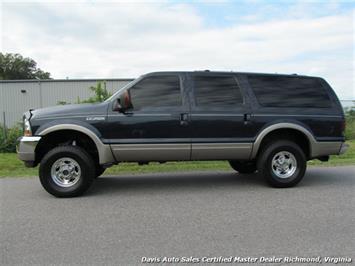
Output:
[{"xmin": 1, "ymin": 140, "xmax": 354, "ymax": 177}]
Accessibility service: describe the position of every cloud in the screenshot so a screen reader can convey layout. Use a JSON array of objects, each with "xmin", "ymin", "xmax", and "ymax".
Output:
[{"xmin": 1, "ymin": 1, "xmax": 354, "ymax": 99}]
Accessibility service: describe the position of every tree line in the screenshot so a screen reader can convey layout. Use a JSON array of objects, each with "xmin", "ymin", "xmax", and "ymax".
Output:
[{"xmin": 0, "ymin": 52, "xmax": 51, "ymax": 80}]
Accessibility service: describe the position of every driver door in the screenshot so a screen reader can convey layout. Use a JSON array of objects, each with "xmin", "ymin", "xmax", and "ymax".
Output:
[{"xmin": 105, "ymin": 73, "xmax": 191, "ymax": 162}]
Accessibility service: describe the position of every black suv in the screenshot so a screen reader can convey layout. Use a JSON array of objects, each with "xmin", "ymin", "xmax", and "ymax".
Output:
[{"xmin": 17, "ymin": 71, "xmax": 348, "ymax": 197}]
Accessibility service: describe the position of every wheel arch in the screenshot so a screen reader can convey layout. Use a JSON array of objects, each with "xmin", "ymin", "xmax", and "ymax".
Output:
[
  {"xmin": 251, "ymin": 123, "xmax": 316, "ymax": 159},
  {"xmin": 36, "ymin": 124, "xmax": 114, "ymax": 165}
]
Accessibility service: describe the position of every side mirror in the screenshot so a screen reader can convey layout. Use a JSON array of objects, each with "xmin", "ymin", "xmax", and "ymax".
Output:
[{"xmin": 113, "ymin": 90, "xmax": 132, "ymax": 113}]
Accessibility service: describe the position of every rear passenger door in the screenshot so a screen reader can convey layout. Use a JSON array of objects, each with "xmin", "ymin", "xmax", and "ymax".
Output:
[{"xmin": 189, "ymin": 73, "xmax": 253, "ymax": 160}]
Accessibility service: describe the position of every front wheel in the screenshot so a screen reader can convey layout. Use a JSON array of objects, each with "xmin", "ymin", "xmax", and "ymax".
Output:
[
  {"xmin": 257, "ymin": 140, "xmax": 306, "ymax": 188},
  {"xmin": 39, "ymin": 146, "xmax": 95, "ymax": 197}
]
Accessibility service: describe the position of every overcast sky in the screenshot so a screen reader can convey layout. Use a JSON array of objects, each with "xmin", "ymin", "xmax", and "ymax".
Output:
[{"xmin": 1, "ymin": 0, "xmax": 354, "ymax": 99}]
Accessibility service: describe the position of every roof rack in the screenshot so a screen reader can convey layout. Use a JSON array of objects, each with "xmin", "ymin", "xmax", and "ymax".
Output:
[{"xmin": 194, "ymin": 70, "xmax": 210, "ymax": 72}]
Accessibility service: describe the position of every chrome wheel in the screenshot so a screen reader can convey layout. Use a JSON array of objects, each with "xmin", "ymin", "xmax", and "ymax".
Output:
[
  {"xmin": 50, "ymin": 157, "xmax": 81, "ymax": 187},
  {"xmin": 271, "ymin": 151, "xmax": 297, "ymax": 179}
]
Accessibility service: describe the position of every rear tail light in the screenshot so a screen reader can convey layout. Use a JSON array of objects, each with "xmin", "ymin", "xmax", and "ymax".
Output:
[{"xmin": 341, "ymin": 120, "xmax": 346, "ymax": 135}]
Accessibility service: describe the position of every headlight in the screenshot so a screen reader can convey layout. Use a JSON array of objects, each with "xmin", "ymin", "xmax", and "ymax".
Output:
[{"xmin": 24, "ymin": 118, "xmax": 32, "ymax": 136}]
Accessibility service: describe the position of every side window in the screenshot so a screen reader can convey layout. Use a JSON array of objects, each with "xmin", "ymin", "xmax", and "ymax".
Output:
[
  {"xmin": 248, "ymin": 75, "xmax": 332, "ymax": 108},
  {"xmin": 129, "ymin": 75, "xmax": 182, "ymax": 110},
  {"xmin": 193, "ymin": 75, "xmax": 243, "ymax": 108}
]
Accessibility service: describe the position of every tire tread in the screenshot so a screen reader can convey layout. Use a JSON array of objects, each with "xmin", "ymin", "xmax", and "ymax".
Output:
[{"xmin": 39, "ymin": 145, "xmax": 95, "ymax": 197}]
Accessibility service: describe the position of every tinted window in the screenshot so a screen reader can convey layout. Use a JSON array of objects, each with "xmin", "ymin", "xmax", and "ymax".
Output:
[
  {"xmin": 248, "ymin": 75, "xmax": 331, "ymax": 108},
  {"xmin": 194, "ymin": 75, "xmax": 243, "ymax": 107},
  {"xmin": 130, "ymin": 75, "xmax": 181, "ymax": 110}
]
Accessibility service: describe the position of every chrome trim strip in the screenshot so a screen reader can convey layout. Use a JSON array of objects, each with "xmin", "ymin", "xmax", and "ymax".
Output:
[{"xmin": 37, "ymin": 124, "xmax": 114, "ymax": 165}]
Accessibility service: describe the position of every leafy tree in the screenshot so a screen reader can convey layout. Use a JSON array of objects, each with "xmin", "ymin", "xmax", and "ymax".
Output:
[
  {"xmin": 0, "ymin": 52, "xmax": 51, "ymax": 80},
  {"xmin": 344, "ymin": 102, "xmax": 355, "ymax": 140},
  {"xmin": 58, "ymin": 82, "xmax": 112, "ymax": 105},
  {"xmin": 77, "ymin": 81, "xmax": 112, "ymax": 103},
  {"xmin": 0, "ymin": 125, "xmax": 23, "ymax": 152}
]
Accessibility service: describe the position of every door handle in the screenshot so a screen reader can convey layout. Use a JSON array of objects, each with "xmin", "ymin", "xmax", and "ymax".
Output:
[
  {"xmin": 180, "ymin": 113, "xmax": 189, "ymax": 126},
  {"xmin": 244, "ymin": 113, "xmax": 251, "ymax": 125}
]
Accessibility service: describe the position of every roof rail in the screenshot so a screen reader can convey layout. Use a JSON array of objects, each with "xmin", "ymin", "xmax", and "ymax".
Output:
[{"xmin": 194, "ymin": 70, "xmax": 210, "ymax": 72}]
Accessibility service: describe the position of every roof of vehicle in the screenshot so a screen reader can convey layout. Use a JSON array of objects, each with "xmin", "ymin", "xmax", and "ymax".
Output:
[
  {"xmin": 144, "ymin": 71, "xmax": 319, "ymax": 79},
  {"xmin": 0, "ymin": 78, "xmax": 133, "ymax": 83},
  {"xmin": 0, "ymin": 71, "xmax": 320, "ymax": 83}
]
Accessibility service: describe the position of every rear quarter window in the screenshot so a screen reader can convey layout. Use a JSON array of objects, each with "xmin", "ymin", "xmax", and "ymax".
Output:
[{"xmin": 247, "ymin": 75, "xmax": 332, "ymax": 108}]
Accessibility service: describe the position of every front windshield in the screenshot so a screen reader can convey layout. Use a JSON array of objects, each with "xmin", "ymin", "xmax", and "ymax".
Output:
[{"xmin": 105, "ymin": 78, "xmax": 137, "ymax": 103}]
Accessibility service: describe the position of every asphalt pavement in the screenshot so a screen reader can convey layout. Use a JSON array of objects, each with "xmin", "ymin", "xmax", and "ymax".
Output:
[{"xmin": 1, "ymin": 166, "xmax": 355, "ymax": 265}]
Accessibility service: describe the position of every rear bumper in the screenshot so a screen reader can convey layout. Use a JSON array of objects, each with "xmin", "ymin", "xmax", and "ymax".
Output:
[
  {"xmin": 311, "ymin": 141, "xmax": 348, "ymax": 158},
  {"xmin": 339, "ymin": 142, "xmax": 349, "ymax": 155},
  {"xmin": 17, "ymin": 136, "xmax": 41, "ymax": 165}
]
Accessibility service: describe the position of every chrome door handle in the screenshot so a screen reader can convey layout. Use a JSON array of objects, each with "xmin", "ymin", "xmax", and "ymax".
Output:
[
  {"xmin": 244, "ymin": 113, "xmax": 251, "ymax": 124},
  {"xmin": 180, "ymin": 113, "xmax": 189, "ymax": 126}
]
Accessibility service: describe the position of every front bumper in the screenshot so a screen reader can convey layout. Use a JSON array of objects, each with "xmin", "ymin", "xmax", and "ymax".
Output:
[{"xmin": 17, "ymin": 136, "xmax": 41, "ymax": 164}]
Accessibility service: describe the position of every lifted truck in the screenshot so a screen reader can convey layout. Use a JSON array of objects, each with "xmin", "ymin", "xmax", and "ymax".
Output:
[{"xmin": 17, "ymin": 71, "xmax": 348, "ymax": 197}]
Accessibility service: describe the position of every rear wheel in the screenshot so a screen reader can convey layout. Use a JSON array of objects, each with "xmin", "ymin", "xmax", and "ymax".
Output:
[
  {"xmin": 257, "ymin": 140, "xmax": 306, "ymax": 188},
  {"xmin": 39, "ymin": 146, "xmax": 95, "ymax": 197},
  {"xmin": 229, "ymin": 160, "xmax": 257, "ymax": 174}
]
